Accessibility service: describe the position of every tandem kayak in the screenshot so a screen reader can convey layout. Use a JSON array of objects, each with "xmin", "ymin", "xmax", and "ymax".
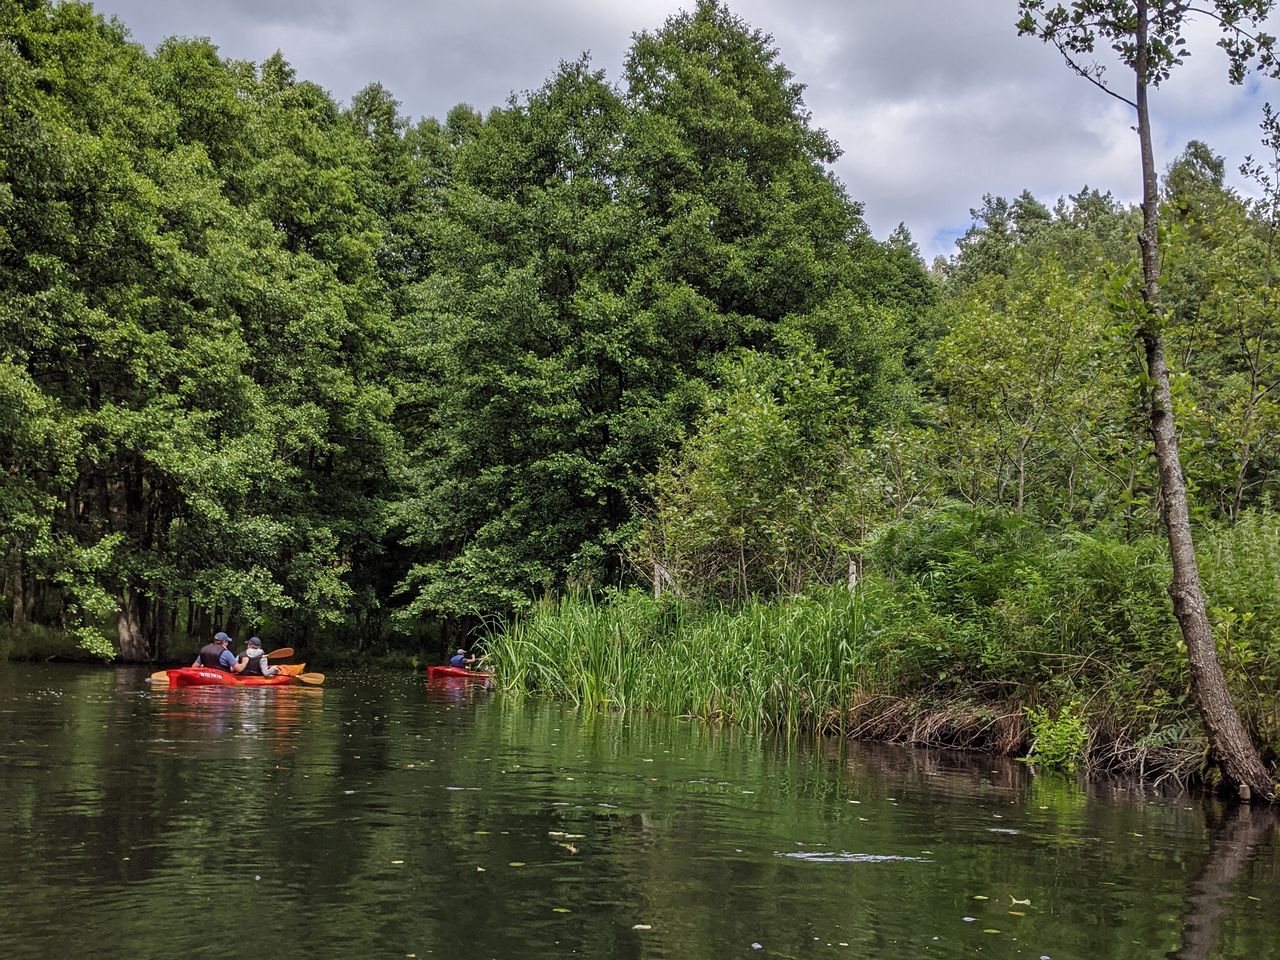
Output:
[
  {"xmin": 164, "ymin": 664, "xmax": 307, "ymax": 688},
  {"xmin": 427, "ymin": 665, "xmax": 494, "ymax": 682}
]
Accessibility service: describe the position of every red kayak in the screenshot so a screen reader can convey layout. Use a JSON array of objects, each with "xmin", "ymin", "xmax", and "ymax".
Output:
[
  {"xmin": 165, "ymin": 667, "xmax": 301, "ymax": 688},
  {"xmin": 427, "ymin": 665, "xmax": 494, "ymax": 682}
]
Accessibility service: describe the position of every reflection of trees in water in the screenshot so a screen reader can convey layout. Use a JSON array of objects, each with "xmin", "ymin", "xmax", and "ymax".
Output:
[{"xmin": 1168, "ymin": 804, "xmax": 1276, "ymax": 960}]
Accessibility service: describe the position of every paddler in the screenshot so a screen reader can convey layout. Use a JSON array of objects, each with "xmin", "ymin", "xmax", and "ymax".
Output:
[
  {"xmin": 232, "ymin": 636, "xmax": 283, "ymax": 678},
  {"xmin": 193, "ymin": 631, "xmax": 237, "ymax": 671},
  {"xmin": 449, "ymin": 647, "xmax": 476, "ymax": 670}
]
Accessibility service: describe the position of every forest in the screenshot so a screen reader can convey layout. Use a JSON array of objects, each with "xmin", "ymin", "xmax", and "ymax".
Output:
[{"xmin": 3, "ymin": 0, "xmax": 1280, "ymax": 784}]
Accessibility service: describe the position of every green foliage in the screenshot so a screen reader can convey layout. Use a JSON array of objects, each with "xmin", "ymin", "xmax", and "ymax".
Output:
[
  {"xmin": 1025, "ymin": 702, "xmax": 1088, "ymax": 771},
  {"xmin": 633, "ymin": 346, "xmax": 884, "ymax": 601}
]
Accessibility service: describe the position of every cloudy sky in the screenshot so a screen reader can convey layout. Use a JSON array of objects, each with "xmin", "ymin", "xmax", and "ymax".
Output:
[{"xmin": 94, "ymin": 0, "xmax": 1279, "ymax": 261}]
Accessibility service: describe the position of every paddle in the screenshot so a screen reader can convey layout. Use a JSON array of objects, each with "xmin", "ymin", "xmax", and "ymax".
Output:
[{"xmin": 292, "ymin": 672, "xmax": 325, "ymax": 686}]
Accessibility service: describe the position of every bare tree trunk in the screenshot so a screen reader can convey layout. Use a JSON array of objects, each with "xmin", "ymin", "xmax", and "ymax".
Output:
[
  {"xmin": 1135, "ymin": 2, "xmax": 1273, "ymax": 801},
  {"xmin": 5, "ymin": 552, "xmax": 26, "ymax": 625},
  {"xmin": 116, "ymin": 591, "xmax": 148, "ymax": 662}
]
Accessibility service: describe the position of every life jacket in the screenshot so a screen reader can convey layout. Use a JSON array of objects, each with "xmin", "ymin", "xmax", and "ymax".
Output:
[
  {"xmin": 199, "ymin": 642, "xmax": 227, "ymax": 669},
  {"xmin": 450, "ymin": 653, "xmax": 467, "ymax": 668},
  {"xmin": 240, "ymin": 652, "xmax": 266, "ymax": 676}
]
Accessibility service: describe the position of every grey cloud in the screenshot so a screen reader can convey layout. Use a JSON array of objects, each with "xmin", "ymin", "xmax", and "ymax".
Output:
[{"xmin": 95, "ymin": 0, "xmax": 1278, "ymax": 260}]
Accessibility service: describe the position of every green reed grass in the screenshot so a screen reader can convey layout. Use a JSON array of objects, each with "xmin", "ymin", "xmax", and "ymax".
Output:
[{"xmin": 484, "ymin": 508, "xmax": 1280, "ymax": 755}]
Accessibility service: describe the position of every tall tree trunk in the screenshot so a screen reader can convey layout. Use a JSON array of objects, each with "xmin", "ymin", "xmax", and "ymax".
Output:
[
  {"xmin": 5, "ymin": 552, "xmax": 26, "ymax": 625},
  {"xmin": 1135, "ymin": 2, "xmax": 1274, "ymax": 801},
  {"xmin": 116, "ymin": 591, "xmax": 148, "ymax": 662}
]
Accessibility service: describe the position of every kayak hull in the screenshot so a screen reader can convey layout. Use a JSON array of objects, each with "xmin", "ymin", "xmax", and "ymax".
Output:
[
  {"xmin": 427, "ymin": 665, "xmax": 494, "ymax": 682},
  {"xmin": 165, "ymin": 665, "xmax": 304, "ymax": 688}
]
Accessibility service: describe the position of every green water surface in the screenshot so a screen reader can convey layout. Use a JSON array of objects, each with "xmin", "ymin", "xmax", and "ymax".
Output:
[{"xmin": 0, "ymin": 664, "xmax": 1275, "ymax": 959}]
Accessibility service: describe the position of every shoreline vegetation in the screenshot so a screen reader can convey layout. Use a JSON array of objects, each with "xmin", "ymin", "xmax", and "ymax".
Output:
[{"xmin": 486, "ymin": 507, "xmax": 1280, "ymax": 786}]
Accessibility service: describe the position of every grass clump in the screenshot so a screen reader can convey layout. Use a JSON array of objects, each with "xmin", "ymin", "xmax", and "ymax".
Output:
[{"xmin": 486, "ymin": 506, "xmax": 1280, "ymax": 782}]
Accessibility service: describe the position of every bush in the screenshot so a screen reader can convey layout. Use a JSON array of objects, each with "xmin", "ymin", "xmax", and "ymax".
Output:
[{"xmin": 1024, "ymin": 702, "xmax": 1088, "ymax": 771}]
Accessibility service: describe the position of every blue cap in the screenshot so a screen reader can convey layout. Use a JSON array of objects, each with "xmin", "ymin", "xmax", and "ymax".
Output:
[
  {"xmin": 214, "ymin": 631, "xmax": 233, "ymax": 644},
  {"xmin": 247, "ymin": 637, "xmax": 262, "ymax": 648}
]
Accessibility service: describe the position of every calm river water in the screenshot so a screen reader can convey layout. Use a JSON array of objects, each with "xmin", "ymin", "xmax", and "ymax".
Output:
[{"xmin": 0, "ymin": 664, "xmax": 1276, "ymax": 959}]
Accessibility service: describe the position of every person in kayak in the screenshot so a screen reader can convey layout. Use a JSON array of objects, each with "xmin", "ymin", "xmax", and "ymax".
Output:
[
  {"xmin": 193, "ymin": 631, "xmax": 237, "ymax": 671},
  {"xmin": 449, "ymin": 648, "xmax": 476, "ymax": 670},
  {"xmin": 232, "ymin": 636, "xmax": 282, "ymax": 678}
]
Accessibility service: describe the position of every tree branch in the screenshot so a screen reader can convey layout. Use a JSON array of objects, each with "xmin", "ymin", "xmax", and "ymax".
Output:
[{"xmin": 1052, "ymin": 37, "xmax": 1139, "ymax": 110}]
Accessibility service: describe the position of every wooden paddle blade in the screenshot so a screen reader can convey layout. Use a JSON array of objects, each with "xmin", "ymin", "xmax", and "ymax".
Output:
[
  {"xmin": 148, "ymin": 670, "xmax": 170, "ymax": 685},
  {"xmin": 293, "ymin": 672, "xmax": 325, "ymax": 686},
  {"xmin": 265, "ymin": 647, "xmax": 294, "ymax": 660}
]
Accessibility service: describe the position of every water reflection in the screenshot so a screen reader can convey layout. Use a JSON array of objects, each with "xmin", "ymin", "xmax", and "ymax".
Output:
[
  {"xmin": 148, "ymin": 683, "xmax": 325, "ymax": 759},
  {"xmin": 1168, "ymin": 804, "xmax": 1277, "ymax": 960}
]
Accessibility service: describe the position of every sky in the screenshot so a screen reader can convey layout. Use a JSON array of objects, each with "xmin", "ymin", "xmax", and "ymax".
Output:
[{"xmin": 92, "ymin": 0, "xmax": 1280, "ymax": 262}]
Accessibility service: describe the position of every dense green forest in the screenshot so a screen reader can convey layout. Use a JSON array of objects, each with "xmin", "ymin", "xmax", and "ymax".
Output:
[{"xmin": 3, "ymin": 0, "xmax": 1280, "ymax": 778}]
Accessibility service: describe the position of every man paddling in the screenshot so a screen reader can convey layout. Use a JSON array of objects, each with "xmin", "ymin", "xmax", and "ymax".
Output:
[
  {"xmin": 193, "ymin": 631, "xmax": 237, "ymax": 671},
  {"xmin": 449, "ymin": 647, "xmax": 476, "ymax": 670}
]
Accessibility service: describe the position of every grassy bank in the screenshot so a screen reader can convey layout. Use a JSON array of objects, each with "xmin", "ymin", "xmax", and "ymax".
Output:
[{"xmin": 485, "ymin": 508, "xmax": 1280, "ymax": 785}]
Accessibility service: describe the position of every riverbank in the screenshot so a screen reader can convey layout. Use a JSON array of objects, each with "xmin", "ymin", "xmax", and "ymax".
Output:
[{"xmin": 484, "ymin": 509, "xmax": 1280, "ymax": 788}]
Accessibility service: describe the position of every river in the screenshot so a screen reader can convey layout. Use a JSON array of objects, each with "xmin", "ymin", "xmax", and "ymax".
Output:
[{"xmin": 0, "ymin": 664, "xmax": 1275, "ymax": 959}]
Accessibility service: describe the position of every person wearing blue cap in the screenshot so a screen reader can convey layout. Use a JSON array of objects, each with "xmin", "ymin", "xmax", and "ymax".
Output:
[{"xmin": 193, "ymin": 631, "xmax": 237, "ymax": 671}]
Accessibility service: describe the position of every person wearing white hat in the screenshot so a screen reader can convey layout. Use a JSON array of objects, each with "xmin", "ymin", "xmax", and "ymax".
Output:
[{"xmin": 232, "ymin": 636, "xmax": 282, "ymax": 677}]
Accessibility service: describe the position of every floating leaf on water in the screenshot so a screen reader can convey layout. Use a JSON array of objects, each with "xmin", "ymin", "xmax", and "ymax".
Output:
[
  {"xmin": 1010, "ymin": 896, "xmax": 1031, "ymax": 905},
  {"xmin": 632, "ymin": 924, "xmax": 652, "ymax": 930},
  {"xmin": 552, "ymin": 908, "xmax": 571, "ymax": 913},
  {"xmin": 390, "ymin": 860, "xmax": 404, "ymax": 865},
  {"xmin": 1008, "ymin": 911, "xmax": 1026, "ymax": 917},
  {"xmin": 1248, "ymin": 896, "xmax": 1262, "ymax": 901},
  {"xmin": 972, "ymin": 895, "xmax": 989, "ymax": 901},
  {"xmin": 508, "ymin": 861, "xmax": 526, "ymax": 868},
  {"xmin": 983, "ymin": 929, "xmax": 1001, "ymax": 934},
  {"xmin": 548, "ymin": 831, "xmax": 566, "ymax": 837},
  {"xmin": 474, "ymin": 831, "xmax": 491, "ymax": 835},
  {"xmin": 476, "ymin": 867, "xmax": 485, "ymax": 872},
  {"xmin": 962, "ymin": 917, "xmax": 976, "ymax": 923}
]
